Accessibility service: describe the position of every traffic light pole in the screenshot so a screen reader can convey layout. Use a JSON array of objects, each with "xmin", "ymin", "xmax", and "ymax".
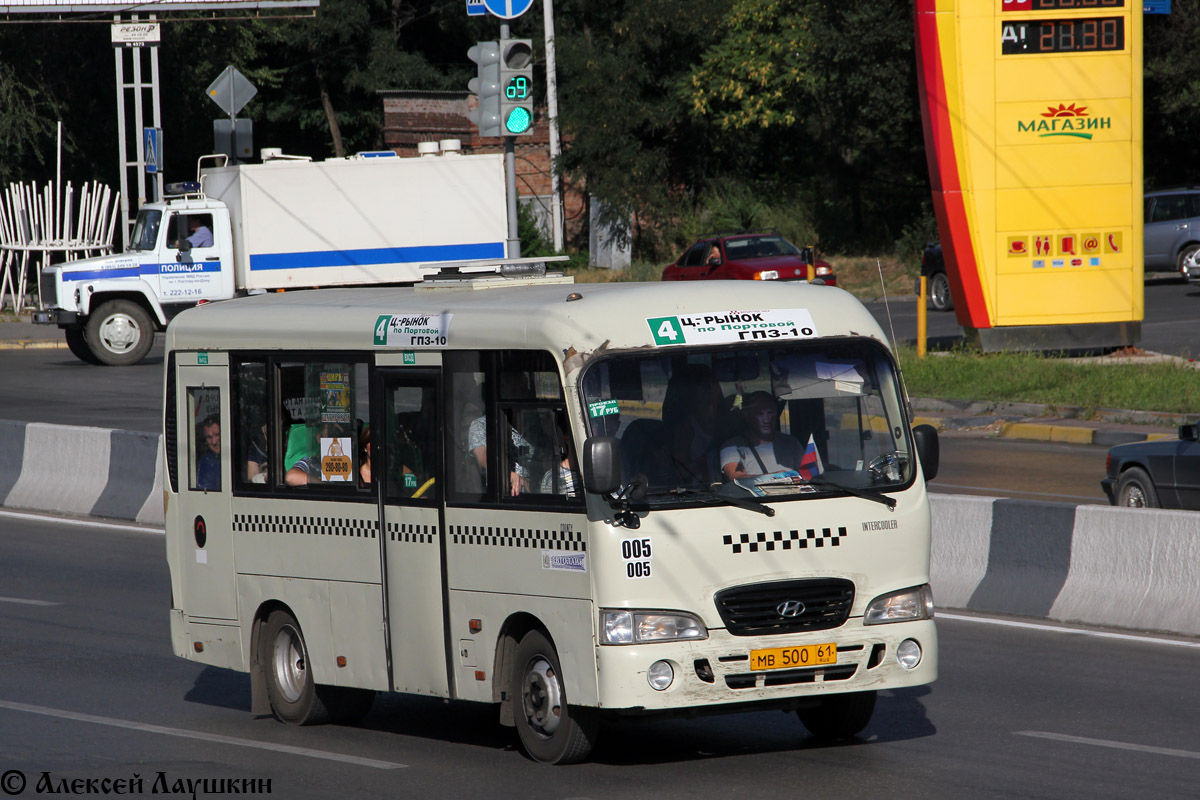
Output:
[{"xmin": 501, "ymin": 23, "xmax": 521, "ymax": 259}]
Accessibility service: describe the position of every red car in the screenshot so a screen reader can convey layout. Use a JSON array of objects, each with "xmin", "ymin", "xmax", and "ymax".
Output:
[{"xmin": 661, "ymin": 233, "xmax": 836, "ymax": 285}]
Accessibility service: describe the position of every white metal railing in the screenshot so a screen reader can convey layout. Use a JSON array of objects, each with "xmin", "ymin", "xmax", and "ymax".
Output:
[{"xmin": 0, "ymin": 180, "xmax": 120, "ymax": 313}]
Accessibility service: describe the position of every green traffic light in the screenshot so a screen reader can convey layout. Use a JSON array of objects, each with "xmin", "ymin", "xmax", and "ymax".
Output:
[{"xmin": 505, "ymin": 107, "xmax": 532, "ymax": 135}]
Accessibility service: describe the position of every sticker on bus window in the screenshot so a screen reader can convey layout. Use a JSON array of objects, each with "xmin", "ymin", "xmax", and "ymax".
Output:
[
  {"xmin": 646, "ymin": 309, "xmax": 817, "ymax": 347},
  {"xmin": 320, "ymin": 437, "xmax": 353, "ymax": 481},
  {"xmin": 588, "ymin": 399, "xmax": 620, "ymax": 418},
  {"xmin": 373, "ymin": 312, "xmax": 452, "ymax": 348}
]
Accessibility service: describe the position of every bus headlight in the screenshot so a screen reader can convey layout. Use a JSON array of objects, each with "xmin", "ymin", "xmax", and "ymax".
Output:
[
  {"xmin": 600, "ymin": 610, "xmax": 708, "ymax": 645},
  {"xmin": 647, "ymin": 660, "xmax": 675, "ymax": 690},
  {"xmin": 863, "ymin": 585, "xmax": 935, "ymax": 625}
]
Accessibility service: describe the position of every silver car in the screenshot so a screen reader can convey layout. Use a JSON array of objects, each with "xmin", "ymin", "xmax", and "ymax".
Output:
[{"xmin": 1144, "ymin": 189, "xmax": 1200, "ymax": 279}]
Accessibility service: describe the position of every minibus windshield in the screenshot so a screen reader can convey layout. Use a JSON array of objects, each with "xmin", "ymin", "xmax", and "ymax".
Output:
[{"xmin": 581, "ymin": 339, "xmax": 913, "ymax": 504}]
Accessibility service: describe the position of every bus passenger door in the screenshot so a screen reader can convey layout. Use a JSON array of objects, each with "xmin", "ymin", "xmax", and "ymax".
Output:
[
  {"xmin": 175, "ymin": 357, "xmax": 237, "ymax": 621},
  {"xmin": 376, "ymin": 370, "xmax": 449, "ymax": 697}
]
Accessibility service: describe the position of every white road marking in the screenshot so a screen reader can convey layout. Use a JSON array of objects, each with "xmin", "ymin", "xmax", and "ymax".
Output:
[
  {"xmin": 0, "ymin": 508, "xmax": 163, "ymax": 535},
  {"xmin": 938, "ymin": 612, "xmax": 1200, "ymax": 650},
  {"xmin": 1017, "ymin": 731, "xmax": 1200, "ymax": 761},
  {"xmin": 0, "ymin": 596, "xmax": 61, "ymax": 607},
  {"xmin": 0, "ymin": 700, "xmax": 406, "ymax": 770},
  {"xmin": 931, "ymin": 482, "xmax": 1099, "ymax": 503}
]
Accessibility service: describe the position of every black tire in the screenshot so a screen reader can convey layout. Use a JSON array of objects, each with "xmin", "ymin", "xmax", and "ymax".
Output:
[
  {"xmin": 797, "ymin": 690, "xmax": 877, "ymax": 741},
  {"xmin": 1116, "ymin": 466, "xmax": 1160, "ymax": 508},
  {"xmin": 512, "ymin": 630, "xmax": 598, "ymax": 764},
  {"xmin": 1176, "ymin": 244, "xmax": 1200, "ymax": 279},
  {"xmin": 64, "ymin": 327, "xmax": 102, "ymax": 365},
  {"xmin": 261, "ymin": 610, "xmax": 331, "ymax": 726},
  {"xmin": 84, "ymin": 299, "xmax": 155, "ymax": 366},
  {"xmin": 928, "ymin": 271, "xmax": 953, "ymax": 312}
]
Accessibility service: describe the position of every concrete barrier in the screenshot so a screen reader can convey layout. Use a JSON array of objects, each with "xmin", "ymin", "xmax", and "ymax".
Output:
[
  {"xmin": 930, "ymin": 494, "xmax": 1200, "ymax": 637},
  {"xmin": 1, "ymin": 418, "xmax": 1197, "ymax": 638},
  {"xmin": 0, "ymin": 420, "xmax": 163, "ymax": 525}
]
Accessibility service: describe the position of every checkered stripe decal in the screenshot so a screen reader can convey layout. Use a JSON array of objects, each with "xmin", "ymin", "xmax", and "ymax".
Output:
[
  {"xmin": 233, "ymin": 513, "xmax": 378, "ymax": 539},
  {"xmin": 388, "ymin": 521, "xmax": 435, "ymax": 544},
  {"xmin": 450, "ymin": 525, "xmax": 586, "ymax": 552},
  {"xmin": 722, "ymin": 527, "xmax": 848, "ymax": 554}
]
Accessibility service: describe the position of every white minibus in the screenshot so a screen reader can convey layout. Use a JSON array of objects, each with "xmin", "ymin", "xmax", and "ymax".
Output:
[{"xmin": 164, "ymin": 265, "xmax": 940, "ymax": 764}]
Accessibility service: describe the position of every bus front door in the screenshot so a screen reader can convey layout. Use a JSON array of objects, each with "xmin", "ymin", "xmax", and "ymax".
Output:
[
  {"xmin": 174, "ymin": 356, "xmax": 237, "ymax": 622},
  {"xmin": 376, "ymin": 369, "xmax": 450, "ymax": 697}
]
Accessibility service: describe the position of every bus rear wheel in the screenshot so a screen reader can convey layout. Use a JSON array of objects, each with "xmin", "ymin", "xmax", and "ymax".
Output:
[
  {"xmin": 512, "ymin": 630, "xmax": 598, "ymax": 764},
  {"xmin": 261, "ymin": 610, "xmax": 330, "ymax": 726},
  {"xmin": 797, "ymin": 690, "xmax": 876, "ymax": 741}
]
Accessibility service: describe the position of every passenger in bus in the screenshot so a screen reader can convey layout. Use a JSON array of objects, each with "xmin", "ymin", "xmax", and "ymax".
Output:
[
  {"xmin": 246, "ymin": 424, "xmax": 268, "ymax": 484},
  {"xmin": 196, "ymin": 416, "xmax": 221, "ymax": 491},
  {"xmin": 719, "ymin": 391, "xmax": 803, "ymax": 480},
  {"xmin": 469, "ymin": 413, "xmax": 532, "ymax": 495},
  {"xmin": 539, "ymin": 414, "xmax": 580, "ymax": 497}
]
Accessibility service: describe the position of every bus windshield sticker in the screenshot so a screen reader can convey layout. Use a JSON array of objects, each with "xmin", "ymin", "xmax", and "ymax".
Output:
[
  {"xmin": 373, "ymin": 312, "xmax": 452, "ymax": 347},
  {"xmin": 646, "ymin": 309, "xmax": 817, "ymax": 347},
  {"xmin": 588, "ymin": 399, "xmax": 620, "ymax": 418}
]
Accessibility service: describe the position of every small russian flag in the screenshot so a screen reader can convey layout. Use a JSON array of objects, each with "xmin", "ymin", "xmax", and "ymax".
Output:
[{"xmin": 798, "ymin": 434, "xmax": 823, "ymax": 480}]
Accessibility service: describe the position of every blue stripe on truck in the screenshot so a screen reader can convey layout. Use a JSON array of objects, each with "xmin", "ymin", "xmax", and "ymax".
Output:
[{"xmin": 248, "ymin": 242, "xmax": 506, "ymax": 271}]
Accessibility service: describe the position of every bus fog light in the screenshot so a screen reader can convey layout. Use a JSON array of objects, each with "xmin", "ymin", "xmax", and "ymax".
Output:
[
  {"xmin": 896, "ymin": 639, "xmax": 922, "ymax": 670},
  {"xmin": 647, "ymin": 660, "xmax": 674, "ymax": 691}
]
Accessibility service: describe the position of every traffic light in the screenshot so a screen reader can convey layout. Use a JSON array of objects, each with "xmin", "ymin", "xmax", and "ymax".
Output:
[
  {"xmin": 468, "ymin": 41, "xmax": 502, "ymax": 138},
  {"xmin": 498, "ymin": 38, "xmax": 534, "ymax": 136}
]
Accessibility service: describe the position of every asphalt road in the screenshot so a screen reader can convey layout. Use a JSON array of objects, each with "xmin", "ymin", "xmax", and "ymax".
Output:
[
  {"xmin": 2, "ymin": 512, "xmax": 1199, "ymax": 799},
  {"xmin": 867, "ymin": 278, "xmax": 1200, "ymax": 357}
]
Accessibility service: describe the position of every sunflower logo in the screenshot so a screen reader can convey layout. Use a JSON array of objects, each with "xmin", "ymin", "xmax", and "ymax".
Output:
[{"xmin": 1042, "ymin": 103, "xmax": 1089, "ymax": 118}]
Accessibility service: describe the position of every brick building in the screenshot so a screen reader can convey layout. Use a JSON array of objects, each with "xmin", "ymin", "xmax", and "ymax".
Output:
[{"xmin": 379, "ymin": 90, "xmax": 585, "ymax": 247}]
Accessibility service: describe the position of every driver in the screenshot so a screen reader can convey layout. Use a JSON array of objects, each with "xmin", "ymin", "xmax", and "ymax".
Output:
[{"xmin": 719, "ymin": 391, "xmax": 803, "ymax": 480}]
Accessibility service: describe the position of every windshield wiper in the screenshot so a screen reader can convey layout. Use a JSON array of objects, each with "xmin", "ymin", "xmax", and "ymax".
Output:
[
  {"xmin": 650, "ymin": 485, "xmax": 776, "ymax": 517},
  {"xmin": 809, "ymin": 477, "xmax": 896, "ymax": 509}
]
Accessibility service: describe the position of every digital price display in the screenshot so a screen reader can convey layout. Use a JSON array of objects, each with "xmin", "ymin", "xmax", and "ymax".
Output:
[
  {"xmin": 1002, "ymin": 0, "xmax": 1125, "ymax": 9},
  {"xmin": 1002, "ymin": 17, "xmax": 1124, "ymax": 54}
]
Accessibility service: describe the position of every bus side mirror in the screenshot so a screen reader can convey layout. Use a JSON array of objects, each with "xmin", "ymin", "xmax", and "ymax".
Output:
[
  {"xmin": 913, "ymin": 424, "xmax": 939, "ymax": 482},
  {"xmin": 583, "ymin": 436, "xmax": 621, "ymax": 495}
]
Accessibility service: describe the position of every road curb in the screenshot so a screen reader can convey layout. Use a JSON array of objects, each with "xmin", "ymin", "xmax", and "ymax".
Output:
[{"xmin": 0, "ymin": 339, "xmax": 68, "ymax": 350}]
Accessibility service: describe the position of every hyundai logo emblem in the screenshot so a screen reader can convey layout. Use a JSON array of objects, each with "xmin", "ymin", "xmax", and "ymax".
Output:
[{"xmin": 777, "ymin": 600, "xmax": 806, "ymax": 618}]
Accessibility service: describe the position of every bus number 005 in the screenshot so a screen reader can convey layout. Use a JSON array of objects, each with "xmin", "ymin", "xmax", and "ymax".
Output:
[{"xmin": 627, "ymin": 561, "xmax": 651, "ymax": 578}]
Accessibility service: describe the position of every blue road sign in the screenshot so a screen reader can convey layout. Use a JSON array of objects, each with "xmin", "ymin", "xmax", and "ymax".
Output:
[
  {"xmin": 483, "ymin": 0, "xmax": 533, "ymax": 20},
  {"xmin": 1144, "ymin": 0, "xmax": 1171, "ymax": 13},
  {"xmin": 143, "ymin": 127, "xmax": 161, "ymax": 175},
  {"xmin": 466, "ymin": 0, "xmax": 486, "ymax": 15}
]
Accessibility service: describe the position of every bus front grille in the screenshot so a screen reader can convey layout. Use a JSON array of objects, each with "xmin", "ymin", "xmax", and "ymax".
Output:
[{"xmin": 714, "ymin": 578, "xmax": 854, "ymax": 636}]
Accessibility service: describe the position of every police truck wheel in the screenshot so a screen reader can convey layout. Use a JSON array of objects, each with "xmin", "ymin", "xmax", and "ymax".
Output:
[
  {"xmin": 85, "ymin": 300, "xmax": 155, "ymax": 366},
  {"xmin": 262, "ymin": 610, "xmax": 330, "ymax": 725},
  {"xmin": 928, "ymin": 272, "xmax": 953, "ymax": 312},
  {"xmin": 1116, "ymin": 467, "xmax": 1159, "ymax": 508},
  {"xmin": 512, "ymin": 629, "xmax": 598, "ymax": 764},
  {"xmin": 797, "ymin": 690, "xmax": 876, "ymax": 741},
  {"xmin": 64, "ymin": 327, "xmax": 102, "ymax": 365}
]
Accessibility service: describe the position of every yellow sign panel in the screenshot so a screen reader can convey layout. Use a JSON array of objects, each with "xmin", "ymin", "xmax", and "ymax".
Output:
[{"xmin": 915, "ymin": 0, "xmax": 1143, "ymax": 346}]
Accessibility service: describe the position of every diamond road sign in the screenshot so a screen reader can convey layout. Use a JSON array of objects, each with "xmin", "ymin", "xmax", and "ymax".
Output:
[{"xmin": 205, "ymin": 66, "xmax": 257, "ymax": 117}]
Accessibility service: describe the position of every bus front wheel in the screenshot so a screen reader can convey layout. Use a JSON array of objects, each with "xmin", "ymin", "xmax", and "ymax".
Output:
[
  {"xmin": 797, "ymin": 690, "xmax": 876, "ymax": 741},
  {"xmin": 261, "ymin": 610, "xmax": 330, "ymax": 726},
  {"xmin": 512, "ymin": 630, "xmax": 598, "ymax": 764}
]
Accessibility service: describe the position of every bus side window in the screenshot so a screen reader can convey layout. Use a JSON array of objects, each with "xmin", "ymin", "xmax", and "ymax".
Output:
[
  {"xmin": 235, "ymin": 361, "xmax": 269, "ymax": 487},
  {"xmin": 278, "ymin": 361, "xmax": 366, "ymax": 489},
  {"xmin": 188, "ymin": 387, "xmax": 222, "ymax": 492}
]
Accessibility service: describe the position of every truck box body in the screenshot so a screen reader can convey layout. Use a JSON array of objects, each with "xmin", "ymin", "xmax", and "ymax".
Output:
[
  {"xmin": 204, "ymin": 154, "xmax": 507, "ymax": 291},
  {"xmin": 34, "ymin": 150, "xmax": 510, "ymax": 365}
]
